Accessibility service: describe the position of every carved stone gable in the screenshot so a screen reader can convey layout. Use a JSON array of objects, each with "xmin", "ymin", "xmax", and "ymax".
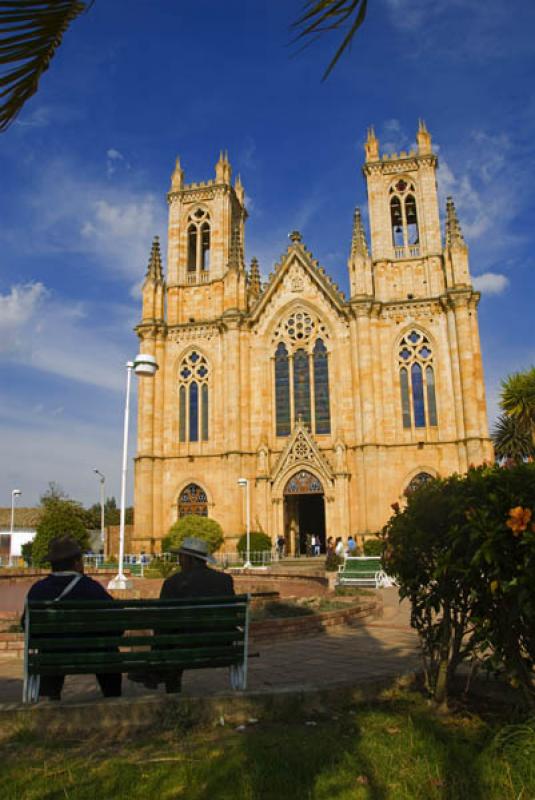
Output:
[{"xmin": 271, "ymin": 420, "xmax": 334, "ymax": 492}]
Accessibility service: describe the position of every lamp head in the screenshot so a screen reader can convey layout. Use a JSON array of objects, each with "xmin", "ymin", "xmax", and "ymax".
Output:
[
  {"xmin": 12, "ymin": 489, "xmax": 21, "ymax": 497},
  {"xmin": 237, "ymin": 478, "xmax": 248, "ymax": 487},
  {"xmin": 134, "ymin": 353, "xmax": 158, "ymax": 377}
]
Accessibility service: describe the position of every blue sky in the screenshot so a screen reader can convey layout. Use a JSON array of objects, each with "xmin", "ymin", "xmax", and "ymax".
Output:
[{"xmin": 1, "ymin": 0, "xmax": 534, "ymax": 507}]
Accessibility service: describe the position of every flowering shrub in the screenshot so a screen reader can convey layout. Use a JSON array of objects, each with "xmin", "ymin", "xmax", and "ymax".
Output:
[{"xmin": 382, "ymin": 463, "xmax": 535, "ymax": 706}]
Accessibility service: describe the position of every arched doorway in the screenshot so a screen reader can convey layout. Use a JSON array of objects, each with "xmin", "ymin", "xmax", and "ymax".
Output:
[{"xmin": 283, "ymin": 470, "xmax": 326, "ymax": 555}]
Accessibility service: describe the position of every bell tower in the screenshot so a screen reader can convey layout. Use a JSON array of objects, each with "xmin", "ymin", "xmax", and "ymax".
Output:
[
  {"xmin": 166, "ymin": 152, "xmax": 248, "ymax": 325},
  {"xmin": 359, "ymin": 121, "xmax": 447, "ymax": 303}
]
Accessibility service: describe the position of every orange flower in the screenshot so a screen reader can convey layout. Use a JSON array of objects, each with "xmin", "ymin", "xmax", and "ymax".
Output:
[{"xmin": 506, "ymin": 506, "xmax": 532, "ymax": 536}]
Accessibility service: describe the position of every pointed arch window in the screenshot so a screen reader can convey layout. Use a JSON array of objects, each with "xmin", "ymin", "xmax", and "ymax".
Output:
[
  {"xmin": 178, "ymin": 351, "xmax": 210, "ymax": 442},
  {"xmin": 186, "ymin": 208, "xmax": 211, "ymax": 278},
  {"xmin": 405, "ymin": 472, "xmax": 434, "ymax": 495},
  {"xmin": 178, "ymin": 483, "xmax": 208, "ymax": 518},
  {"xmin": 389, "ymin": 180, "xmax": 419, "ymax": 255},
  {"xmin": 273, "ymin": 309, "xmax": 331, "ymax": 437},
  {"xmin": 313, "ymin": 339, "xmax": 331, "ymax": 434},
  {"xmin": 398, "ymin": 330, "xmax": 438, "ymax": 429}
]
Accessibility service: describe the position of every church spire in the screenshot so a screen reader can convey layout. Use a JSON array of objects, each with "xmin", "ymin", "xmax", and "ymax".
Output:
[
  {"xmin": 145, "ymin": 235, "xmax": 163, "ymax": 282},
  {"xmin": 445, "ymin": 197, "xmax": 466, "ymax": 249},
  {"xmin": 248, "ymin": 256, "xmax": 261, "ymax": 299},
  {"xmin": 416, "ymin": 119, "xmax": 432, "ymax": 155},
  {"xmin": 215, "ymin": 150, "xmax": 232, "ymax": 183},
  {"xmin": 364, "ymin": 126, "xmax": 379, "ymax": 161},
  {"xmin": 351, "ymin": 207, "xmax": 369, "ymax": 258},
  {"xmin": 170, "ymin": 157, "xmax": 184, "ymax": 191}
]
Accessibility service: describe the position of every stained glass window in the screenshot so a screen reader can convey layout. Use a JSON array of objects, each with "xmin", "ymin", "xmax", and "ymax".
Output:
[
  {"xmin": 398, "ymin": 330, "xmax": 438, "ymax": 429},
  {"xmin": 275, "ymin": 342, "xmax": 290, "ymax": 437},
  {"xmin": 293, "ymin": 348, "xmax": 311, "ymax": 426},
  {"xmin": 284, "ymin": 470, "xmax": 323, "ymax": 495},
  {"xmin": 426, "ymin": 366, "xmax": 437, "ymax": 426},
  {"xmin": 179, "ymin": 385, "xmax": 186, "ymax": 442},
  {"xmin": 189, "ymin": 381, "xmax": 199, "ymax": 441},
  {"xmin": 313, "ymin": 339, "xmax": 330, "ymax": 434},
  {"xmin": 178, "ymin": 483, "xmax": 208, "ymax": 517},
  {"xmin": 201, "ymin": 383, "xmax": 209, "ymax": 441},
  {"xmin": 178, "ymin": 351, "xmax": 210, "ymax": 442},
  {"xmin": 406, "ymin": 472, "xmax": 434, "ymax": 495},
  {"xmin": 411, "ymin": 363, "xmax": 425, "ymax": 428},
  {"xmin": 400, "ymin": 367, "xmax": 411, "ymax": 429}
]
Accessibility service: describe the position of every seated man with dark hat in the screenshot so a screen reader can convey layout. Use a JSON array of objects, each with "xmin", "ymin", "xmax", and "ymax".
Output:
[
  {"xmin": 133, "ymin": 537, "xmax": 234, "ymax": 694},
  {"xmin": 25, "ymin": 536, "xmax": 122, "ymax": 701}
]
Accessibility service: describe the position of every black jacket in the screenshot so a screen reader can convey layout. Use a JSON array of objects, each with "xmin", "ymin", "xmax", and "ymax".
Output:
[
  {"xmin": 160, "ymin": 563, "xmax": 234, "ymax": 600},
  {"xmin": 27, "ymin": 572, "xmax": 114, "ymax": 603}
]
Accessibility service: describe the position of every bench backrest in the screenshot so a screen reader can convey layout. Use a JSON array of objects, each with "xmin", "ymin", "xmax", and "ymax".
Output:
[
  {"xmin": 25, "ymin": 595, "xmax": 249, "ymax": 677},
  {"xmin": 340, "ymin": 557, "xmax": 381, "ymax": 575}
]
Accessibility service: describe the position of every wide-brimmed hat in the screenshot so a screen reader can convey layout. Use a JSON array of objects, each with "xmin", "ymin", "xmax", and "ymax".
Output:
[
  {"xmin": 171, "ymin": 536, "xmax": 216, "ymax": 564},
  {"xmin": 46, "ymin": 536, "xmax": 82, "ymax": 564}
]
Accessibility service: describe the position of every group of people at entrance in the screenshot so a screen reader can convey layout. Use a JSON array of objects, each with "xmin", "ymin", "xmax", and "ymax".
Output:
[
  {"xmin": 24, "ymin": 535, "xmax": 233, "ymax": 702},
  {"xmin": 328, "ymin": 535, "xmax": 357, "ymax": 558}
]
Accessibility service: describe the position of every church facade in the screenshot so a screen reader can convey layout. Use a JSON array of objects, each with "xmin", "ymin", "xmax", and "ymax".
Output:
[{"xmin": 133, "ymin": 123, "xmax": 493, "ymax": 554}]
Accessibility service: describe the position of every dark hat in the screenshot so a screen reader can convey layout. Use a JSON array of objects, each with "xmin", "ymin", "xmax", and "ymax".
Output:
[
  {"xmin": 170, "ymin": 536, "xmax": 216, "ymax": 564},
  {"xmin": 46, "ymin": 537, "xmax": 82, "ymax": 564}
]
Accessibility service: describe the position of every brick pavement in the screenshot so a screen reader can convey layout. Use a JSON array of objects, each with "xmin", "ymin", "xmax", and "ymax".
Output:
[{"xmin": 0, "ymin": 590, "xmax": 420, "ymax": 705}]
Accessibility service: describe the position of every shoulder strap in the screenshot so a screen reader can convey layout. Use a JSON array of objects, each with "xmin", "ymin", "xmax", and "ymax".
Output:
[{"xmin": 50, "ymin": 574, "xmax": 83, "ymax": 603}]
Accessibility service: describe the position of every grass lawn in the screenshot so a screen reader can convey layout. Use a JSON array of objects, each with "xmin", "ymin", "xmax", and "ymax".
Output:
[{"xmin": 1, "ymin": 689, "xmax": 534, "ymax": 799}]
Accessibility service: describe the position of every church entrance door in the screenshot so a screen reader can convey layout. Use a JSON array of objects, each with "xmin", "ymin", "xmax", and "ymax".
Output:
[{"xmin": 283, "ymin": 470, "xmax": 326, "ymax": 555}]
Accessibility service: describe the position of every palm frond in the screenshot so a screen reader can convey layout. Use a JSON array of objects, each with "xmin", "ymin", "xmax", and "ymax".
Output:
[
  {"xmin": 491, "ymin": 414, "xmax": 534, "ymax": 463},
  {"xmin": 291, "ymin": 0, "xmax": 368, "ymax": 81},
  {"xmin": 0, "ymin": 0, "xmax": 89, "ymax": 132}
]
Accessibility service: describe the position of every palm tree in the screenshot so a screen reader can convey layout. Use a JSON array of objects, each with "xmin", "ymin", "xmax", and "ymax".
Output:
[
  {"xmin": 500, "ymin": 367, "xmax": 535, "ymax": 448},
  {"xmin": 292, "ymin": 0, "xmax": 368, "ymax": 80},
  {"xmin": 0, "ymin": 1, "xmax": 89, "ymax": 132},
  {"xmin": 0, "ymin": 1, "xmax": 369, "ymax": 132},
  {"xmin": 491, "ymin": 413, "xmax": 534, "ymax": 464}
]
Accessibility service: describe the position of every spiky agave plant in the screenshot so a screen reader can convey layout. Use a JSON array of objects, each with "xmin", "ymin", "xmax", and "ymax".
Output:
[{"xmin": 0, "ymin": 0, "xmax": 89, "ymax": 132}]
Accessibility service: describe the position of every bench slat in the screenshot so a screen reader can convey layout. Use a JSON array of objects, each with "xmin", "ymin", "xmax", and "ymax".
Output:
[
  {"xmin": 28, "ymin": 631, "xmax": 243, "ymax": 650},
  {"xmin": 29, "ymin": 645, "xmax": 243, "ymax": 669},
  {"xmin": 28, "ymin": 595, "xmax": 249, "ymax": 610}
]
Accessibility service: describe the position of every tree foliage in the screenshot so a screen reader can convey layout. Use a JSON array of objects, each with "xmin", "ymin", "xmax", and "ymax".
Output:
[
  {"xmin": 382, "ymin": 464, "xmax": 535, "ymax": 707},
  {"xmin": 362, "ymin": 536, "xmax": 383, "ymax": 556},
  {"xmin": 32, "ymin": 498, "xmax": 90, "ymax": 566},
  {"xmin": 492, "ymin": 413, "xmax": 534, "ymax": 463},
  {"xmin": 500, "ymin": 367, "xmax": 535, "ymax": 448},
  {"xmin": 162, "ymin": 515, "xmax": 224, "ymax": 555},
  {"xmin": 237, "ymin": 531, "xmax": 271, "ymax": 555}
]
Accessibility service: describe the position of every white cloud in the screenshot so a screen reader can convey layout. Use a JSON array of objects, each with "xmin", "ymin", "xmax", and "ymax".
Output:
[
  {"xmin": 473, "ymin": 272, "xmax": 509, "ymax": 295},
  {"xmin": 22, "ymin": 158, "xmax": 167, "ymax": 290},
  {"xmin": 0, "ymin": 283, "xmax": 134, "ymax": 391},
  {"xmin": 106, "ymin": 148, "xmax": 129, "ymax": 177}
]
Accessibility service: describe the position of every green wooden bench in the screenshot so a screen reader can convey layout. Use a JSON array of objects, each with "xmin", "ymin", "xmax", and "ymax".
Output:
[
  {"xmin": 337, "ymin": 557, "xmax": 396, "ymax": 588},
  {"xmin": 23, "ymin": 594, "xmax": 250, "ymax": 704}
]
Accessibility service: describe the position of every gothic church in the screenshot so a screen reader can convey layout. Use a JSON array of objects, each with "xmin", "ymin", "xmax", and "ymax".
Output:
[{"xmin": 133, "ymin": 122, "xmax": 493, "ymax": 554}]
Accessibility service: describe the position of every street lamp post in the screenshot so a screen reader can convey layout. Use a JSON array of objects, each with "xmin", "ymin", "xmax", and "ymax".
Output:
[
  {"xmin": 108, "ymin": 354, "xmax": 158, "ymax": 591},
  {"xmin": 237, "ymin": 478, "xmax": 252, "ymax": 569},
  {"xmin": 10, "ymin": 489, "xmax": 21, "ymax": 534},
  {"xmin": 93, "ymin": 469, "xmax": 106, "ymax": 554}
]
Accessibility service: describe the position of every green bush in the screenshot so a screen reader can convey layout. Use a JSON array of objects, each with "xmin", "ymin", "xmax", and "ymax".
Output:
[
  {"xmin": 237, "ymin": 531, "xmax": 271, "ymax": 556},
  {"xmin": 162, "ymin": 515, "xmax": 224, "ymax": 554},
  {"xmin": 325, "ymin": 551, "xmax": 344, "ymax": 571},
  {"xmin": 362, "ymin": 537, "xmax": 383, "ymax": 556},
  {"xmin": 32, "ymin": 499, "xmax": 90, "ymax": 566},
  {"xmin": 382, "ymin": 463, "xmax": 535, "ymax": 707},
  {"xmin": 20, "ymin": 541, "xmax": 33, "ymax": 566},
  {"xmin": 144, "ymin": 558, "xmax": 180, "ymax": 579}
]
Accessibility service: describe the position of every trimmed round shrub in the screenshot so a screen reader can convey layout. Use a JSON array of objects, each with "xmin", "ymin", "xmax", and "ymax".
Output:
[
  {"xmin": 237, "ymin": 531, "xmax": 271, "ymax": 556},
  {"xmin": 325, "ymin": 551, "xmax": 344, "ymax": 572},
  {"xmin": 162, "ymin": 515, "xmax": 224, "ymax": 554},
  {"xmin": 363, "ymin": 537, "xmax": 384, "ymax": 557},
  {"xmin": 32, "ymin": 500, "xmax": 90, "ymax": 566}
]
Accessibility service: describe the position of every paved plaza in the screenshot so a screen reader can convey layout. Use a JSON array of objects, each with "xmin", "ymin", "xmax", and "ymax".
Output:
[{"xmin": 0, "ymin": 590, "xmax": 420, "ymax": 706}]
